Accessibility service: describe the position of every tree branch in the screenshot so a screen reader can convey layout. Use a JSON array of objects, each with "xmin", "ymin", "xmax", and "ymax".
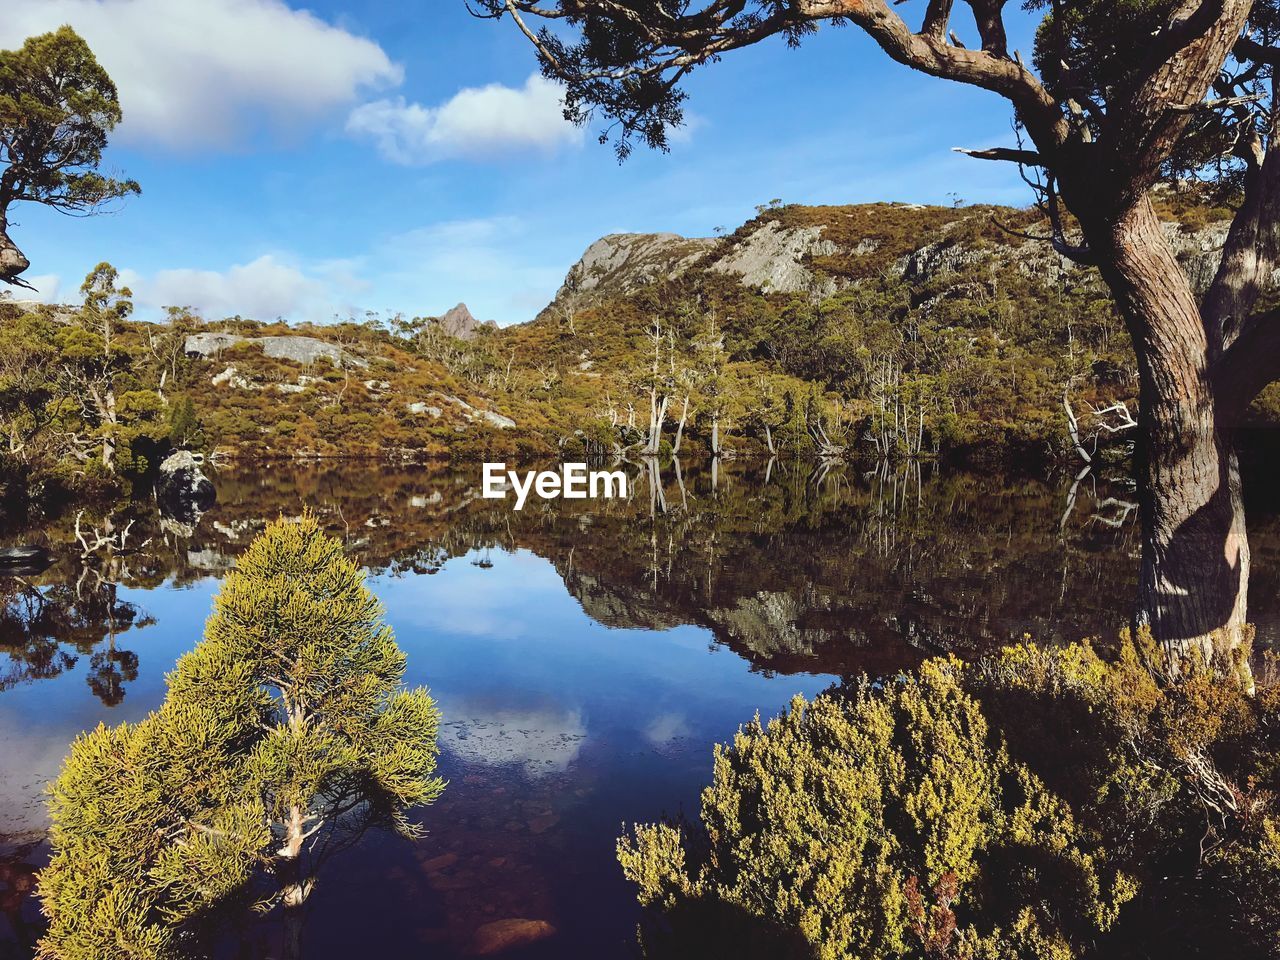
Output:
[
  {"xmin": 952, "ymin": 145, "xmax": 1042, "ymax": 165},
  {"xmin": 1214, "ymin": 307, "xmax": 1280, "ymax": 416}
]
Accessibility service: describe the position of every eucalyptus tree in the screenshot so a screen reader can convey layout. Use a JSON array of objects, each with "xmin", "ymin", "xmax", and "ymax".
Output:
[
  {"xmin": 479, "ymin": 0, "xmax": 1280, "ymax": 661},
  {"xmin": 61, "ymin": 263, "xmax": 134, "ymax": 472},
  {"xmin": 0, "ymin": 27, "xmax": 139, "ymax": 288}
]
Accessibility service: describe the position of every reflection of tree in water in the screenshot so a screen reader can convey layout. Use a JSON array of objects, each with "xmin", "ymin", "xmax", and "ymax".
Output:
[
  {"xmin": 0, "ymin": 511, "xmax": 152, "ymax": 704},
  {"xmin": 0, "ymin": 579, "xmax": 77, "ymax": 689},
  {"xmin": 10, "ymin": 458, "xmax": 1280, "ymax": 693}
]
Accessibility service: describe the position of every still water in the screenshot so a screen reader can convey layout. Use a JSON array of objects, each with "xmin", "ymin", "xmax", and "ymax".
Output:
[{"xmin": 2, "ymin": 458, "xmax": 1278, "ymax": 958}]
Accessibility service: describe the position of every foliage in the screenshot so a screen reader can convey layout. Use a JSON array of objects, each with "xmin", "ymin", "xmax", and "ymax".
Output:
[
  {"xmin": 36, "ymin": 514, "xmax": 444, "ymax": 960},
  {"xmin": 0, "ymin": 27, "xmax": 139, "ymax": 286},
  {"xmin": 619, "ymin": 656, "xmax": 1134, "ymax": 960},
  {"xmin": 0, "ymin": 195, "xmax": 1256, "ymax": 509},
  {"xmin": 619, "ymin": 636, "xmax": 1280, "ymax": 959},
  {"xmin": 167, "ymin": 395, "xmax": 201, "ymax": 449}
]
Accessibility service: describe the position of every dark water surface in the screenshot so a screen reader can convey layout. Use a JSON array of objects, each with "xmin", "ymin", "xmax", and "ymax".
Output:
[{"xmin": 2, "ymin": 458, "xmax": 1279, "ymax": 958}]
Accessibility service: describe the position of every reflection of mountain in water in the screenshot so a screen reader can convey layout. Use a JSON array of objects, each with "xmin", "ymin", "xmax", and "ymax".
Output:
[{"xmin": 5, "ymin": 458, "xmax": 1280, "ymax": 694}]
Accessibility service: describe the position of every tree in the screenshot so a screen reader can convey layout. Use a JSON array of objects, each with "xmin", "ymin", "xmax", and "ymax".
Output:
[
  {"xmin": 0, "ymin": 309, "xmax": 61, "ymax": 463},
  {"xmin": 37, "ymin": 514, "xmax": 445, "ymax": 960},
  {"xmin": 695, "ymin": 313, "xmax": 728, "ymax": 457},
  {"xmin": 478, "ymin": 0, "xmax": 1280, "ymax": 662},
  {"xmin": 0, "ymin": 27, "xmax": 140, "ymax": 289},
  {"xmin": 167, "ymin": 395, "xmax": 201, "ymax": 449},
  {"xmin": 58, "ymin": 263, "xmax": 135, "ymax": 473}
]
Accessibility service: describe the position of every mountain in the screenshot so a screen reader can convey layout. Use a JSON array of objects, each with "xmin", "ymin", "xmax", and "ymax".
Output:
[
  {"xmin": 436, "ymin": 302, "xmax": 496, "ymax": 340},
  {"xmin": 550, "ymin": 199, "xmax": 1230, "ymax": 309},
  {"xmin": 7, "ymin": 190, "xmax": 1270, "ymax": 485}
]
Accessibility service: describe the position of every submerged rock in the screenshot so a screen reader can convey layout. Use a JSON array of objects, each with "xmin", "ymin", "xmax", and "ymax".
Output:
[
  {"xmin": 471, "ymin": 918, "xmax": 556, "ymax": 955},
  {"xmin": 155, "ymin": 450, "xmax": 216, "ymax": 522}
]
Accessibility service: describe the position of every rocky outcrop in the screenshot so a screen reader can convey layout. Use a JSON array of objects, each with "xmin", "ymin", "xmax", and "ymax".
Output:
[
  {"xmin": 548, "ymin": 203, "xmax": 1237, "ymax": 313},
  {"xmin": 710, "ymin": 220, "xmax": 840, "ymax": 295},
  {"xmin": 436, "ymin": 302, "xmax": 497, "ymax": 340},
  {"xmin": 185, "ymin": 333, "xmax": 366, "ymax": 368},
  {"xmin": 427, "ymin": 393, "xmax": 516, "ymax": 429},
  {"xmin": 184, "ymin": 332, "xmax": 243, "ymax": 356},
  {"xmin": 155, "ymin": 450, "xmax": 216, "ymax": 522},
  {"xmin": 554, "ymin": 232, "xmax": 716, "ymax": 302},
  {"xmin": 551, "ymin": 219, "xmax": 857, "ymax": 304},
  {"xmin": 211, "ymin": 365, "xmax": 257, "ymax": 390}
]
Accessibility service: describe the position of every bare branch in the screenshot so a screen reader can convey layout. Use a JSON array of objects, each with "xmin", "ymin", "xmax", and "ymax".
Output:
[
  {"xmin": 1167, "ymin": 93, "xmax": 1263, "ymax": 113},
  {"xmin": 952, "ymin": 145, "xmax": 1042, "ymax": 164}
]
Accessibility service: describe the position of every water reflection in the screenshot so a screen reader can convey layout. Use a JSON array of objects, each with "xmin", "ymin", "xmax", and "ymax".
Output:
[
  {"xmin": 440, "ymin": 697, "xmax": 588, "ymax": 776},
  {"xmin": 0, "ymin": 457, "xmax": 1277, "ymax": 958},
  {"xmin": 0, "ymin": 458, "xmax": 1188, "ymax": 699}
]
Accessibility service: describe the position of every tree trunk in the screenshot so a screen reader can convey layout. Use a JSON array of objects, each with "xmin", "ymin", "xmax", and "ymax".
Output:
[
  {"xmin": 281, "ymin": 888, "xmax": 305, "ymax": 960},
  {"xmin": 102, "ymin": 388, "xmax": 117, "ymax": 473},
  {"xmin": 673, "ymin": 396, "xmax": 689, "ymax": 455},
  {"xmin": 0, "ymin": 219, "xmax": 29, "ymax": 287},
  {"xmin": 1095, "ymin": 198, "xmax": 1250, "ymax": 664},
  {"xmin": 278, "ymin": 805, "xmax": 311, "ymax": 960}
]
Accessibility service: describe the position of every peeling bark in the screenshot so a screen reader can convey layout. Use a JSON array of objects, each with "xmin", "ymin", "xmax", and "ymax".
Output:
[
  {"xmin": 0, "ymin": 223, "xmax": 30, "ymax": 288},
  {"xmin": 1090, "ymin": 199, "xmax": 1250, "ymax": 660}
]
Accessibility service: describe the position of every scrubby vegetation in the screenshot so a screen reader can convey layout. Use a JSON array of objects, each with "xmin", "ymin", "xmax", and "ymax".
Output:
[
  {"xmin": 618, "ymin": 635, "xmax": 1280, "ymax": 960},
  {"xmin": 1, "ymin": 192, "xmax": 1256, "ymax": 521},
  {"xmin": 35, "ymin": 514, "xmax": 444, "ymax": 960}
]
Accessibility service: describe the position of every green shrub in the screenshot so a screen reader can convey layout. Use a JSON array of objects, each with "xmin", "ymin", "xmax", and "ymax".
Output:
[
  {"xmin": 37, "ymin": 514, "xmax": 445, "ymax": 960},
  {"xmin": 620, "ymin": 637, "xmax": 1280, "ymax": 959}
]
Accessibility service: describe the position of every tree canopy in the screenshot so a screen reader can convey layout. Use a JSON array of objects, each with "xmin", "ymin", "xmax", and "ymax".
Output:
[
  {"xmin": 0, "ymin": 26, "xmax": 139, "ymax": 288},
  {"xmin": 36, "ymin": 514, "xmax": 445, "ymax": 960}
]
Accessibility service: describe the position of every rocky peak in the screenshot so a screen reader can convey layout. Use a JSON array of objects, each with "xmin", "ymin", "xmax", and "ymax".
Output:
[
  {"xmin": 437, "ymin": 302, "xmax": 496, "ymax": 340},
  {"xmin": 545, "ymin": 201, "xmax": 1237, "ymax": 316},
  {"xmin": 548, "ymin": 215, "xmax": 883, "ymax": 308},
  {"xmin": 560, "ymin": 233, "xmax": 717, "ymax": 299}
]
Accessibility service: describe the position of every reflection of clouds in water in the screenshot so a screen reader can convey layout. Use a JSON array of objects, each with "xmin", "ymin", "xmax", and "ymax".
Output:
[
  {"xmin": 0, "ymin": 707, "xmax": 88, "ymax": 835},
  {"xmin": 439, "ymin": 698, "xmax": 587, "ymax": 776},
  {"xmin": 385, "ymin": 550, "xmax": 566, "ymax": 641},
  {"xmin": 644, "ymin": 712, "xmax": 690, "ymax": 748}
]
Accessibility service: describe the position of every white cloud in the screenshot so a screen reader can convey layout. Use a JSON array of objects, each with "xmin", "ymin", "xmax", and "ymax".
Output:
[
  {"xmin": 11, "ymin": 273, "xmax": 62, "ymax": 304},
  {"xmin": 367, "ymin": 216, "xmax": 567, "ymax": 322},
  {"xmin": 644, "ymin": 712, "xmax": 690, "ymax": 748},
  {"xmin": 113, "ymin": 215, "xmax": 571, "ymax": 326},
  {"xmin": 122, "ymin": 254, "xmax": 365, "ymax": 323},
  {"xmin": 347, "ymin": 74, "xmax": 581, "ymax": 164},
  {"xmin": 1, "ymin": 0, "xmax": 401, "ymax": 148}
]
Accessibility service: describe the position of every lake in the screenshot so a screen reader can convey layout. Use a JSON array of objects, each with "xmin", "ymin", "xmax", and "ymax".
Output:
[{"xmin": 3, "ymin": 456, "xmax": 1279, "ymax": 958}]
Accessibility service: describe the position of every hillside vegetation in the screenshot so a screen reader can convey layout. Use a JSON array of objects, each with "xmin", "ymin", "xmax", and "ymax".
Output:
[{"xmin": 4, "ymin": 192, "xmax": 1272, "ymax": 511}]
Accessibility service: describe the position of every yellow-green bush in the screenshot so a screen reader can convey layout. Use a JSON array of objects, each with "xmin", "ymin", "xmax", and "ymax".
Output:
[
  {"xmin": 620, "ymin": 637, "xmax": 1280, "ymax": 959},
  {"xmin": 620, "ymin": 656, "xmax": 1134, "ymax": 960}
]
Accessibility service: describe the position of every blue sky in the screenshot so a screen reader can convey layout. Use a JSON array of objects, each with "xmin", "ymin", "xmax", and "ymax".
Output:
[{"xmin": 2, "ymin": 1, "xmax": 1041, "ymax": 326}]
